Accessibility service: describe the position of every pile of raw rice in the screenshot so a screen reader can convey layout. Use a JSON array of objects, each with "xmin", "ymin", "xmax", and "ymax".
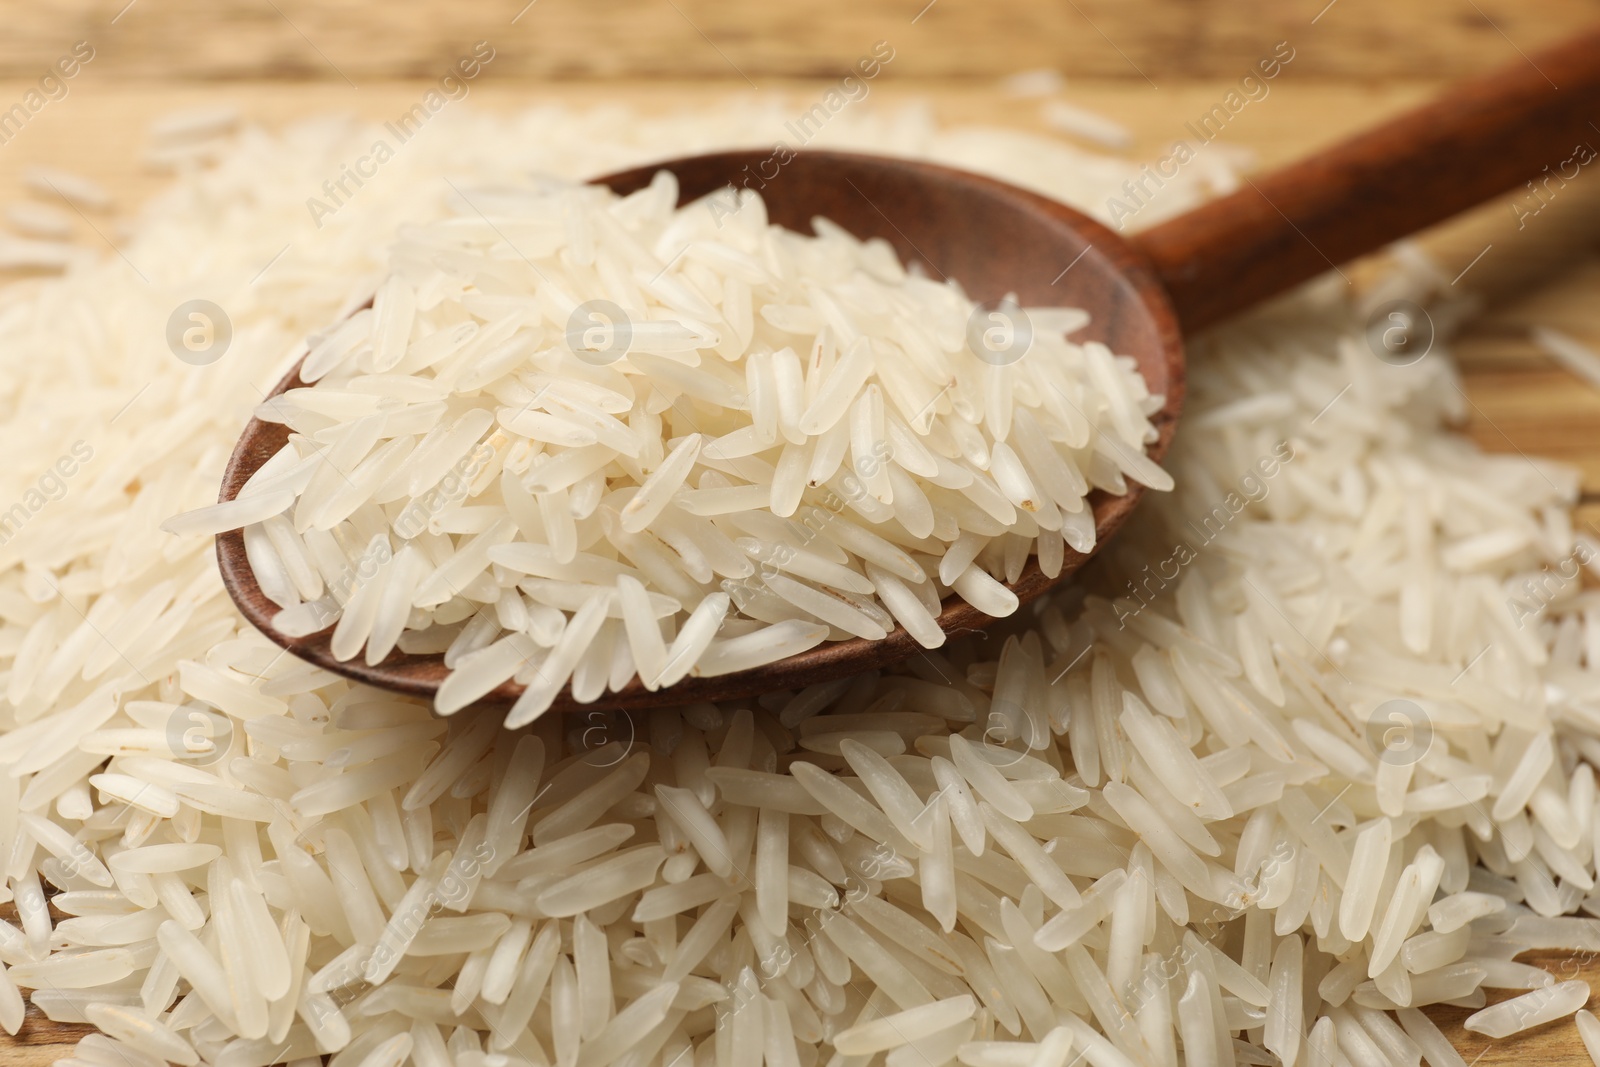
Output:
[
  {"xmin": 0, "ymin": 96, "xmax": 1598, "ymax": 1067},
  {"xmin": 165, "ymin": 175, "xmax": 1167, "ymax": 721}
]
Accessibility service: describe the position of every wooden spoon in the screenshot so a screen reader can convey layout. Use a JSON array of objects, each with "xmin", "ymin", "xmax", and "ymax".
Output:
[{"xmin": 217, "ymin": 27, "xmax": 1600, "ymax": 712}]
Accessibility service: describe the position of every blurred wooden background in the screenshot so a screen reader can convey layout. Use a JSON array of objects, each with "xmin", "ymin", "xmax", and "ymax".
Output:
[{"xmin": 3, "ymin": 0, "xmax": 1599, "ymax": 83}]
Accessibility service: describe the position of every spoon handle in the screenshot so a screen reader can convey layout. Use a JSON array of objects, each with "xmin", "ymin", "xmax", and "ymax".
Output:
[{"xmin": 1131, "ymin": 26, "xmax": 1600, "ymax": 332}]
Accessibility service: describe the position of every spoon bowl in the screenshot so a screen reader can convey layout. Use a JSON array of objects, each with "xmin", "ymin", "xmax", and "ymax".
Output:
[{"xmin": 217, "ymin": 150, "xmax": 1183, "ymax": 711}]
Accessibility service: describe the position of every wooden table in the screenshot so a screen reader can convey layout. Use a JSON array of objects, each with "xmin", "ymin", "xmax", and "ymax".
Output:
[{"xmin": 2, "ymin": 43, "xmax": 1600, "ymax": 1067}]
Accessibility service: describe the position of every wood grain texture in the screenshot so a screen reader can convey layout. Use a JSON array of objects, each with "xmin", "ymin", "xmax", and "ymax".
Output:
[
  {"xmin": 1, "ymin": 68, "xmax": 1600, "ymax": 1065},
  {"xmin": 3, "ymin": 0, "xmax": 1600, "ymax": 82}
]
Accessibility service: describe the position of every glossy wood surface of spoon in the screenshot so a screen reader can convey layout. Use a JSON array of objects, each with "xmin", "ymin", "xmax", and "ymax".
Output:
[{"xmin": 217, "ymin": 25, "xmax": 1600, "ymax": 711}]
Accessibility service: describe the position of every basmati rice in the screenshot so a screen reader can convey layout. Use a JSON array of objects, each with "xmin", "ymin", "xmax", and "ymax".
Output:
[
  {"xmin": 172, "ymin": 166, "xmax": 1167, "ymax": 718},
  {"xmin": 0, "ymin": 91, "xmax": 1597, "ymax": 1067}
]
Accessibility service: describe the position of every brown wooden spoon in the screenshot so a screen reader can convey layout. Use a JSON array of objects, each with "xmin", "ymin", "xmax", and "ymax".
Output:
[{"xmin": 217, "ymin": 26, "xmax": 1600, "ymax": 712}]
